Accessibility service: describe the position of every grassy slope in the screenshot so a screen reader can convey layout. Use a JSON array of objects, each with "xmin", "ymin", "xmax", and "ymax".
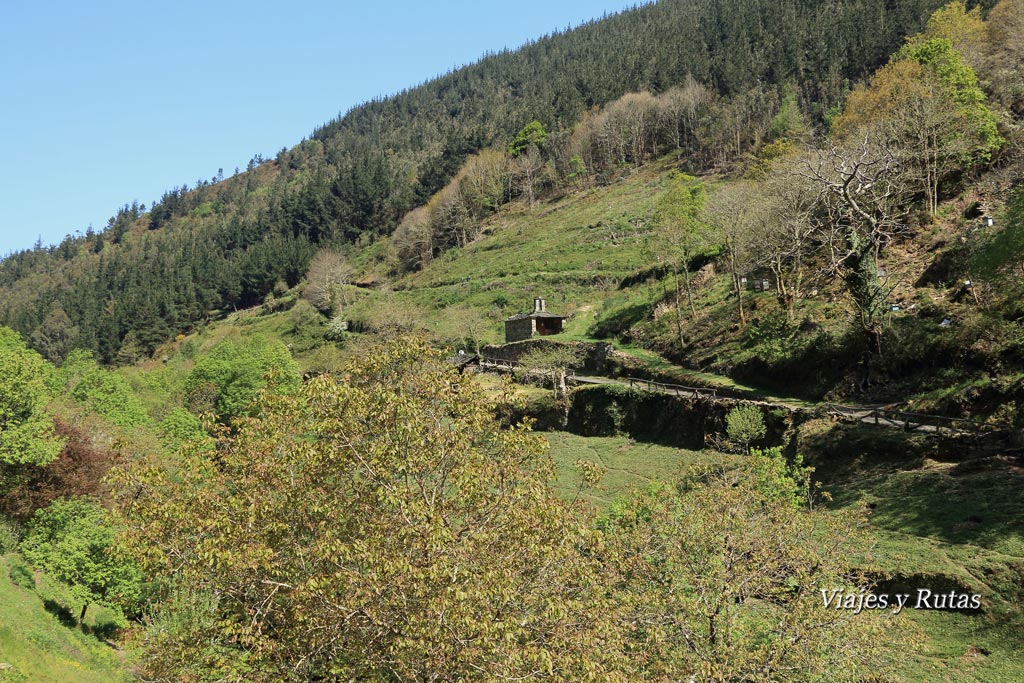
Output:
[
  {"xmin": 0, "ymin": 555, "xmax": 131, "ymax": 683},
  {"xmin": 542, "ymin": 431, "xmax": 733, "ymax": 507},
  {"xmin": 801, "ymin": 422, "xmax": 1024, "ymax": 681},
  {"xmin": 848, "ymin": 468, "xmax": 1024, "ymax": 682},
  {"xmin": 541, "ymin": 427, "xmax": 1024, "ymax": 682},
  {"xmin": 357, "ymin": 163, "xmax": 674, "ymax": 347},
  {"xmin": 30, "ymin": 154, "xmax": 1018, "ymax": 681}
]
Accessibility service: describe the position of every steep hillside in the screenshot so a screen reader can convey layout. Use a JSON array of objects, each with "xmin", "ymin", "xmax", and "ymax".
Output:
[
  {"xmin": 0, "ymin": 553, "xmax": 133, "ymax": 683},
  {"xmin": 0, "ymin": 0, "xmax": 966, "ymax": 363}
]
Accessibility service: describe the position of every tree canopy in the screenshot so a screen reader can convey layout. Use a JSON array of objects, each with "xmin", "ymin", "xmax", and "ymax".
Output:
[
  {"xmin": 600, "ymin": 449, "xmax": 908, "ymax": 682},
  {"xmin": 0, "ymin": 327, "xmax": 63, "ymax": 468},
  {"xmin": 119, "ymin": 337, "xmax": 621, "ymax": 682},
  {"xmin": 183, "ymin": 336, "xmax": 301, "ymax": 421},
  {"xmin": 20, "ymin": 497, "xmax": 141, "ymax": 623}
]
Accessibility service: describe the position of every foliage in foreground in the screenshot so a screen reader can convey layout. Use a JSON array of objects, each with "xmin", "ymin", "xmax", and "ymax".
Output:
[
  {"xmin": 117, "ymin": 337, "xmax": 906, "ymax": 682},
  {"xmin": 118, "ymin": 338, "xmax": 621, "ymax": 682},
  {"xmin": 601, "ymin": 448, "xmax": 910, "ymax": 682},
  {"xmin": 20, "ymin": 498, "xmax": 140, "ymax": 624},
  {"xmin": 0, "ymin": 327, "xmax": 63, "ymax": 469}
]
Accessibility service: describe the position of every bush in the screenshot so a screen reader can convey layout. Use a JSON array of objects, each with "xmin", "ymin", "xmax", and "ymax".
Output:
[
  {"xmin": 60, "ymin": 350, "xmax": 149, "ymax": 428},
  {"xmin": 726, "ymin": 404, "xmax": 767, "ymax": 453},
  {"xmin": 0, "ymin": 518, "xmax": 20, "ymax": 553},
  {"xmin": 185, "ymin": 336, "xmax": 301, "ymax": 422},
  {"xmin": 324, "ymin": 316, "xmax": 348, "ymax": 342},
  {"xmin": 158, "ymin": 408, "xmax": 208, "ymax": 449},
  {"xmin": 8, "ymin": 560, "xmax": 35, "ymax": 590}
]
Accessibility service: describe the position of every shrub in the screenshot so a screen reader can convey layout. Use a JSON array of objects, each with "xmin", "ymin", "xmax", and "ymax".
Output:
[
  {"xmin": 0, "ymin": 517, "xmax": 20, "ymax": 553},
  {"xmin": 60, "ymin": 350, "xmax": 149, "ymax": 428},
  {"xmin": 158, "ymin": 408, "xmax": 207, "ymax": 449},
  {"xmin": 8, "ymin": 560, "xmax": 35, "ymax": 590},
  {"xmin": 726, "ymin": 404, "xmax": 767, "ymax": 453},
  {"xmin": 184, "ymin": 336, "xmax": 301, "ymax": 421}
]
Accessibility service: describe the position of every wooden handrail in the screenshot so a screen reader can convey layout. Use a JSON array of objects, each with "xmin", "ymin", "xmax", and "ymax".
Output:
[
  {"xmin": 624, "ymin": 376, "xmax": 717, "ymax": 399},
  {"xmin": 823, "ymin": 402, "xmax": 1011, "ymax": 434}
]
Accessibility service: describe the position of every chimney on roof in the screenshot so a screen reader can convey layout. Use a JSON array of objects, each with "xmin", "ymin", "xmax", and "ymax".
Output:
[{"xmin": 534, "ymin": 297, "xmax": 546, "ymax": 312}]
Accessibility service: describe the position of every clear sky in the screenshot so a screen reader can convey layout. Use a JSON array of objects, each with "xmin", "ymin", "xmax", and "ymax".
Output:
[{"xmin": 0, "ymin": 0, "xmax": 641, "ymax": 256}]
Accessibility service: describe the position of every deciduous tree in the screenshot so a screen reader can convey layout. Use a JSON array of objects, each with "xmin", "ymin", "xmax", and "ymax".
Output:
[
  {"xmin": 602, "ymin": 449, "xmax": 908, "ymax": 682},
  {"xmin": 0, "ymin": 327, "xmax": 63, "ymax": 470},
  {"xmin": 118, "ymin": 338, "xmax": 623, "ymax": 682},
  {"xmin": 652, "ymin": 173, "xmax": 711, "ymax": 344},
  {"xmin": 704, "ymin": 183, "xmax": 763, "ymax": 328},
  {"xmin": 797, "ymin": 133, "xmax": 913, "ymax": 355},
  {"xmin": 303, "ymin": 248, "xmax": 353, "ymax": 315},
  {"xmin": 21, "ymin": 497, "xmax": 140, "ymax": 623}
]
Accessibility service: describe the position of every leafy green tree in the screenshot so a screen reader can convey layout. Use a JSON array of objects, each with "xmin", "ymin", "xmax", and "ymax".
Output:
[
  {"xmin": 767, "ymin": 84, "xmax": 809, "ymax": 142},
  {"xmin": 835, "ymin": 30, "xmax": 1002, "ymax": 216},
  {"xmin": 20, "ymin": 498, "xmax": 141, "ymax": 623},
  {"xmin": 507, "ymin": 120, "xmax": 549, "ymax": 157},
  {"xmin": 59, "ymin": 350, "xmax": 149, "ymax": 429},
  {"xmin": 725, "ymin": 403, "xmax": 767, "ymax": 453},
  {"xmin": 184, "ymin": 336, "xmax": 301, "ymax": 421},
  {"xmin": 118, "ymin": 337, "xmax": 623, "ymax": 682},
  {"xmin": 602, "ymin": 451, "xmax": 908, "ymax": 682},
  {"xmin": 0, "ymin": 327, "xmax": 63, "ymax": 469},
  {"xmin": 157, "ymin": 407, "xmax": 209, "ymax": 449},
  {"xmin": 897, "ymin": 37, "xmax": 1002, "ymax": 160}
]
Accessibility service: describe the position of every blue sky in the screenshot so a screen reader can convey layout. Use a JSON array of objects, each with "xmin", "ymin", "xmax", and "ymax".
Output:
[{"xmin": 0, "ymin": 0, "xmax": 640, "ymax": 255}]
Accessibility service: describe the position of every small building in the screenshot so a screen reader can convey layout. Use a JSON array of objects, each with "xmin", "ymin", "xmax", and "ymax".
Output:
[
  {"xmin": 504, "ymin": 298, "xmax": 567, "ymax": 343},
  {"xmin": 742, "ymin": 268, "xmax": 776, "ymax": 293}
]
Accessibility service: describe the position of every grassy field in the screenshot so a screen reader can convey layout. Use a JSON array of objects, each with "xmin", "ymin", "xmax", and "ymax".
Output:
[
  {"xmin": 0, "ymin": 555, "xmax": 132, "ymax": 683},
  {"xmin": 542, "ymin": 431, "xmax": 734, "ymax": 506},
  {"xmin": 813, "ymin": 427, "xmax": 1024, "ymax": 682},
  {"xmin": 540, "ymin": 425, "xmax": 1024, "ymax": 681}
]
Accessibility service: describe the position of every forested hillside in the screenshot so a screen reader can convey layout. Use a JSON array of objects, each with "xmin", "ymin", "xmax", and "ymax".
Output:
[
  {"xmin": 3, "ymin": 0, "xmax": 1024, "ymax": 680},
  {"xmin": 0, "ymin": 0, "xmax": 972, "ymax": 363}
]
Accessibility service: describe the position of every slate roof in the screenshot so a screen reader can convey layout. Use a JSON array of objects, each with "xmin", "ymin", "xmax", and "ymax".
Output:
[{"xmin": 505, "ymin": 311, "xmax": 568, "ymax": 321}]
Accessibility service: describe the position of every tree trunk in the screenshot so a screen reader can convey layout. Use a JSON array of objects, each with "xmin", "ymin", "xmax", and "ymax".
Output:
[
  {"xmin": 728, "ymin": 248, "xmax": 746, "ymax": 328},
  {"xmin": 847, "ymin": 245, "xmax": 885, "ymax": 355},
  {"xmin": 681, "ymin": 264, "xmax": 697, "ymax": 318},
  {"xmin": 80, "ymin": 602, "xmax": 88, "ymax": 623},
  {"xmin": 732, "ymin": 272, "xmax": 746, "ymax": 328}
]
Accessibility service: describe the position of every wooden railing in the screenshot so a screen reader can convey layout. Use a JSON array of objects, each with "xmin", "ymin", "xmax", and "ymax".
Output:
[
  {"xmin": 623, "ymin": 376, "xmax": 717, "ymax": 400},
  {"xmin": 479, "ymin": 356, "xmax": 522, "ymax": 370},
  {"xmin": 823, "ymin": 403, "xmax": 1011, "ymax": 435}
]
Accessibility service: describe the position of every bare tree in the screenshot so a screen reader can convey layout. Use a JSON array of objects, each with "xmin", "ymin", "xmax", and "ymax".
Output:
[
  {"xmin": 797, "ymin": 132, "xmax": 913, "ymax": 354},
  {"xmin": 511, "ymin": 145, "xmax": 549, "ymax": 208},
  {"xmin": 304, "ymin": 249, "xmax": 354, "ymax": 315},
  {"xmin": 391, "ymin": 206, "xmax": 434, "ymax": 272},
  {"xmin": 457, "ymin": 149, "xmax": 508, "ymax": 217},
  {"xmin": 658, "ymin": 75, "xmax": 713, "ymax": 154},
  {"xmin": 652, "ymin": 174, "xmax": 711, "ymax": 347},
  {"xmin": 704, "ymin": 183, "xmax": 763, "ymax": 328},
  {"xmin": 754, "ymin": 165, "xmax": 819, "ymax": 320}
]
